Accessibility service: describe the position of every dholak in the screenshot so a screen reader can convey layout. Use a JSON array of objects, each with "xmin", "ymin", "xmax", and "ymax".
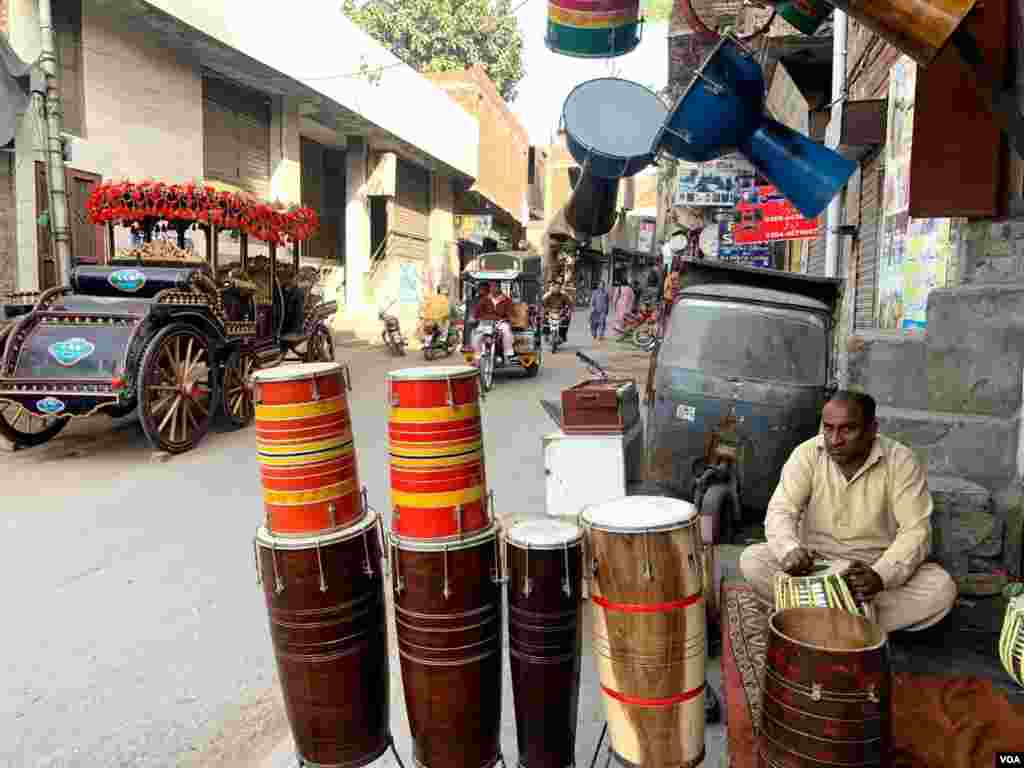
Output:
[
  {"xmin": 774, "ymin": 560, "xmax": 874, "ymax": 622},
  {"xmin": 391, "ymin": 526, "xmax": 504, "ymax": 768},
  {"xmin": 561, "ymin": 78, "xmax": 667, "ymax": 180},
  {"xmin": 388, "ymin": 366, "xmax": 490, "ymax": 541},
  {"xmin": 759, "ymin": 607, "xmax": 892, "ymax": 768},
  {"xmin": 505, "ymin": 519, "xmax": 584, "ymax": 768},
  {"xmin": 253, "ymin": 362, "xmax": 362, "ymax": 537},
  {"xmin": 546, "ymin": 0, "xmax": 642, "ymax": 59},
  {"xmin": 583, "ymin": 496, "xmax": 706, "ymax": 768},
  {"xmin": 255, "ymin": 512, "xmax": 389, "ymax": 768}
]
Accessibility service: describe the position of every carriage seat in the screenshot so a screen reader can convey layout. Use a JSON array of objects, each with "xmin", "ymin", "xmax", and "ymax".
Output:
[
  {"xmin": 509, "ymin": 302, "xmax": 530, "ymax": 330},
  {"xmin": 279, "ymin": 285, "xmax": 310, "ymax": 343}
]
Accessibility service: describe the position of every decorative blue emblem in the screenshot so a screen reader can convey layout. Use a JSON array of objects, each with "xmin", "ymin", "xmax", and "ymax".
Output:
[
  {"xmin": 48, "ymin": 337, "xmax": 96, "ymax": 367},
  {"xmin": 108, "ymin": 268, "xmax": 146, "ymax": 293},
  {"xmin": 36, "ymin": 396, "xmax": 66, "ymax": 415}
]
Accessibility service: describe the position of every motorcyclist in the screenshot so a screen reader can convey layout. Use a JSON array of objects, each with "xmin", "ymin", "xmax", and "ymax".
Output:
[
  {"xmin": 421, "ymin": 285, "xmax": 451, "ymax": 347},
  {"xmin": 473, "ymin": 281, "xmax": 517, "ymax": 363}
]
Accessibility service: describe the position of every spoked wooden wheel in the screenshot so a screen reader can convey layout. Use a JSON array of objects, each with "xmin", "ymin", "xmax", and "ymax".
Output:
[
  {"xmin": 305, "ymin": 323, "xmax": 335, "ymax": 363},
  {"xmin": 0, "ymin": 400, "xmax": 68, "ymax": 448},
  {"xmin": 221, "ymin": 347, "xmax": 255, "ymax": 430},
  {"xmin": 138, "ymin": 323, "xmax": 217, "ymax": 454}
]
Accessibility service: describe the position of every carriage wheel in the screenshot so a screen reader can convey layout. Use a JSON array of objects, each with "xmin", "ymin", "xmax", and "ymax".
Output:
[
  {"xmin": 305, "ymin": 323, "xmax": 335, "ymax": 363},
  {"xmin": 221, "ymin": 347, "xmax": 255, "ymax": 430},
  {"xmin": 138, "ymin": 323, "xmax": 217, "ymax": 454},
  {"xmin": 0, "ymin": 400, "xmax": 69, "ymax": 448}
]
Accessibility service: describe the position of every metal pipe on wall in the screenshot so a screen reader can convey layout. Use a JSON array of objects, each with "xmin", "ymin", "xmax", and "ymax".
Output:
[{"xmin": 824, "ymin": 10, "xmax": 848, "ymax": 278}]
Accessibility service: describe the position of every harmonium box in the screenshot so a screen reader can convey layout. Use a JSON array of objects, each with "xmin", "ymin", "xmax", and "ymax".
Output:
[{"xmin": 560, "ymin": 379, "xmax": 640, "ymax": 435}]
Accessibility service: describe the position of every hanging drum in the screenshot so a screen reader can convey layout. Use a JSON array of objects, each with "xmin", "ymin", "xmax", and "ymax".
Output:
[
  {"xmin": 546, "ymin": 0, "xmax": 643, "ymax": 59},
  {"xmin": 759, "ymin": 607, "xmax": 893, "ymax": 768},
  {"xmin": 253, "ymin": 362, "xmax": 363, "ymax": 537},
  {"xmin": 652, "ymin": 35, "xmax": 856, "ymax": 220},
  {"xmin": 505, "ymin": 519, "xmax": 584, "ymax": 768},
  {"xmin": 255, "ymin": 511, "xmax": 390, "ymax": 768},
  {"xmin": 391, "ymin": 525, "xmax": 504, "ymax": 768},
  {"xmin": 388, "ymin": 366, "xmax": 490, "ymax": 541},
  {"xmin": 583, "ymin": 496, "xmax": 706, "ymax": 768},
  {"xmin": 776, "ymin": 0, "xmax": 831, "ymax": 36}
]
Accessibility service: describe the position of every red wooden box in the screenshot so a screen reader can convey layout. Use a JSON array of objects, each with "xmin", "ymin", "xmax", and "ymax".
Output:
[{"xmin": 560, "ymin": 378, "xmax": 640, "ymax": 435}]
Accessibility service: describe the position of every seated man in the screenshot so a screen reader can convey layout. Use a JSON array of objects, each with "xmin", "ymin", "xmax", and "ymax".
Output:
[
  {"xmin": 740, "ymin": 391, "xmax": 957, "ymax": 634},
  {"xmin": 472, "ymin": 282, "xmax": 517, "ymax": 362}
]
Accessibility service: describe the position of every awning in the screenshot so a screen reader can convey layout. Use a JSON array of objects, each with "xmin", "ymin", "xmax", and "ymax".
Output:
[{"xmin": 0, "ymin": 37, "xmax": 41, "ymax": 147}]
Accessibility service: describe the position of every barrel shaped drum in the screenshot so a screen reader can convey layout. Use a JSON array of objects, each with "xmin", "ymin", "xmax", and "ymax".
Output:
[
  {"xmin": 388, "ymin": 366, "xmax": 490, "ymax": 541},
  {"xmin": 546, "ymin": 0, "xmax": 642, "ymax": 59},
  {"xmin": 505, "ymin": 519, "xmax": 584, "ymax": 768},
  {"xmin": 255, "ymin": 512, "xmax": 390, "ymax": 768},
  {"xmin": 759, "ymin": 607, "xmax": 892, "ymax": 768},
  {"xmin": 391, "ymin": 526, "xmax": 504, "ymax": 768},
  {"xmin": 254, "ymin": 363, "xmax": 363, "ymax": 537},
  {"xmin": 583, "ymin": 496, "xmax": 706, "ymax": 768}
]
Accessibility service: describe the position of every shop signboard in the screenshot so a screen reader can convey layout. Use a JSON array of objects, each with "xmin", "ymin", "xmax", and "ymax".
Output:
[
  {"xmin": 718, "ymin": 220, "xmax": 771, "ymax": 267},
  {"xmin": 673, "ymin": 154, "xmax": 756, "ymax": 207},
  {"xmin": 455, "ymin": 214, "xmax": 494, "ymax": 245},
  {"xmin": 731, "ymin": 185, "xmax": 819, "ymax": 243}
]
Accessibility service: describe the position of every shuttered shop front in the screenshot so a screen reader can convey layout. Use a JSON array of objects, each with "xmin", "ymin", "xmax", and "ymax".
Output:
[
  {"xmin": 855, "ymin": 151, "xmax": 883, "ymax": 330},
  {"xmin": 203, "ymin": 77, "xmax": 271, "ymax": 198},
  {"xmin": 389, "ymin": 159, "xmax": 430, "ymax": 261}
]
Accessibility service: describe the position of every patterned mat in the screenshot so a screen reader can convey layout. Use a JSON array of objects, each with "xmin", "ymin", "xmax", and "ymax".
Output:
[{"xmin": 721, "ymin": 583, "xmax": 767, "ymax": 768}]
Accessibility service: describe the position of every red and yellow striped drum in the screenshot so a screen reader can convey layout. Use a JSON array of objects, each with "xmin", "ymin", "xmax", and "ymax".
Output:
[
  {"xmin": 388, "ymin": 366, "xmax": 490, "ymax": 541},
  {"xmin": 253, "ymin": 363, "xmax": 363, "ymax": 537}
]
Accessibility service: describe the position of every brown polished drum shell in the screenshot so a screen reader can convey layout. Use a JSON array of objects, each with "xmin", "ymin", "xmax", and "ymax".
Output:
[
  {"xmin": 256, "ymin": 513, "xmax": 389, "ymax": 768},
  {"xmin": 391, "ymin": 527, "xmax": 503, "ymax": 768},
  {"xmin": 505, "ymin": 521, "xmax": 584, "ymax": 768},
  {"xmin": 759, "ymin": 606, "xmax": 892, "ymax": 768}
]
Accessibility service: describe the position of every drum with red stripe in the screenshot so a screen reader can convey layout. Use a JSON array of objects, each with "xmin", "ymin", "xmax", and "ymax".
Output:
[
  {"xmin": 387, "ymin": 366, "xmax": 489, "ymax": 540},
  {"xmin": 582, "ymin": 495, "xmax": 706, "ymax": 768},
  {"xmin": 253, "ymin": 363, "xmax": 363, "ymax": 536}
]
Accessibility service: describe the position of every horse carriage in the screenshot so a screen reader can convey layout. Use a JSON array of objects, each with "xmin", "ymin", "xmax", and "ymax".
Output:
[{"xmin": 0, "ymin": 181, "xmax": 342, "ymax": 454}]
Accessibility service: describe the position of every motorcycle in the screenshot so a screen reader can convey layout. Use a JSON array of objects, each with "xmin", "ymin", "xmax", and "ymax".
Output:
[
  {"xmin": 379, "ymin": 299, "xmax": 406, "ymax": 356},
  {"xmin": 546, "ymin": 309, "xmax": 564, "ymax": 353},
  {"xmin": 422, "ymin": 319, "xmax": 458, "ymax": 360}
]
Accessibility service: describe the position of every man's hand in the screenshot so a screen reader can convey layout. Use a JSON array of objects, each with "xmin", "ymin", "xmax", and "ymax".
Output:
[
  {"xmin": 842, "ymin": 561, "xmax": 884, "ymax": 601},
  {"xmin": 780, "ymin": 547, "xmax": 815, "ymax": 576}
]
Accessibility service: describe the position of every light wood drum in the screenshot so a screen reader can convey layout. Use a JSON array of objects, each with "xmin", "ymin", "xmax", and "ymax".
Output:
[{"xmin": 583, "ymin": 496, "xmax": 706, "ymax": 768}]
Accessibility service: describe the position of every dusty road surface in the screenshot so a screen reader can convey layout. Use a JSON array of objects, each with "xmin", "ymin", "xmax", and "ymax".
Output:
[{"xmin": 1, "ymin": 315, "xmax": 725, "ymax": 767}]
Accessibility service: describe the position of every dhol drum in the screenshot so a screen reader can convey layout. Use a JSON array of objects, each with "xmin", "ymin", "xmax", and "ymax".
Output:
[
  {"xmin": 255, "ymin": 512, "xmax": 390, "ymax": 768},
  {"xmin": 546, "ymin": 0, "xmax": 643, "ymax": 59},
  {"xmin": 388, "ymin": 366, "xmax": 490, "ymax": 541},
  {"xmin": 1000, "ymin": 585, "xmax": 1024, "ymax": 688},
  {"xmin": 759, "ymin": 607, "xmax": 892, "ymax": 768},
  {"xmin": 774, "ymin": 560, "xmax": 875, "ymax": 622},
  {"xmin": 505, "ymin": 519, "xmax": 584, "ymax": 768},
  {"xmin": 583, "ymin": 496, "xmax": 706, "ymax": 768},
  {"xmin": 253, "ymin": 362, "xmax": 363, "ymax": 537},
  {"xmin": 391, "ymin": 526, "xmax": 504, "ymax": 768}
]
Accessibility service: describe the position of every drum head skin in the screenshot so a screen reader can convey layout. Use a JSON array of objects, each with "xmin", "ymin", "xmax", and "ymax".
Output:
[
  {"xmin": 582, "ymin": 495, "xmax": 697, "ymax": 533},
  {"xmin": 562, "ymin": 79, "xmax": 667, "ymax": 161},
  {"xmin": 507, "ymin": 519, "xmax": 583, "ymax": 549},
  {"xmin": 252, "ymin": 361, "xmax": 343, "ymax": 383},
  {"xmin": 388, "ymin": 366, "xmax": 478, "ymax": 381}
]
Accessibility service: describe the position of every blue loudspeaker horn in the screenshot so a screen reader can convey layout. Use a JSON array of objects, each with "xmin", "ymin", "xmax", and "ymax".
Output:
[
  {"xmin": 565, "ymin": 158, "xmax": 620, "ymax": 238},
  {"xmin": 739, "ymin": 118, "xmax": 858, "ymax": 220}
]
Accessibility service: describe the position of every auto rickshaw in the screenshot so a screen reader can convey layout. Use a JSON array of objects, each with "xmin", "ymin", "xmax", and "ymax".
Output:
[
  {"xmin": 645, "ymin": 258, "xmax": 841, "ymax": 543},
  {"xmin": 460, "ymin": 251, "xmax": 543, "ymax": 391}
]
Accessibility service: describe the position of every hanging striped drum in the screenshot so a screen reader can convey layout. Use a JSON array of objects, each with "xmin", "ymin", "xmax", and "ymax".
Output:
[
  {"xmin": 1000, "ymin": 585, "xmax": 1024, "ymax": 688},
  {"xmin": 546, "ymin": 0, "xmax": 642, "ymax": 59},
  {"xmin": 253, "ymin": 363, "xmax": 363, "ymax": 537},
  {"xmin": 388, "ymin": 366, "xmax": 490, "ymax": 541}
]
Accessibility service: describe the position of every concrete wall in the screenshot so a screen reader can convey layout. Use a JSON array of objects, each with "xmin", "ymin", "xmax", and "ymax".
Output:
[{"xmin": 0, "ymin": 154, "xmax": 14, "ymax": 295}]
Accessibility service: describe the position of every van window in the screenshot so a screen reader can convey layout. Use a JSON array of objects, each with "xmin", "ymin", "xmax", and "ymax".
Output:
[{"xmin": 662, "ymin": 298, "xmax": 828, "ymax": 384}]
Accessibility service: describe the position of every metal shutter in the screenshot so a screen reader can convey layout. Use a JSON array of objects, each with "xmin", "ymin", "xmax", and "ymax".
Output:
[
  {"xmin": 855, "ymin": 151, "xmax": 883, "ymax": 330},
  {"xmin": 203, "ymin": 77, "xmax": 270, "ymax": 196},
  {"xmin": 301, "ymin": 138, "xmax": 327, "ymax": 260},
  {"xmin": 390, "ymin": 158, "xmax": 430, "ymax": 261},
  {"xmin": 806, "ymin": 221, "xmax": 827, "ymax": 276},
  {"xmin": 54, "ymin": 0, "xmax": 84, "ymax": 137}
]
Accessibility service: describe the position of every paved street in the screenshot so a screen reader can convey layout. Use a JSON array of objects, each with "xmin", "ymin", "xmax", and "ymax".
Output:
[{"xmin": 1, "ymin": 313, "xmax": 725, "ymax": 768}]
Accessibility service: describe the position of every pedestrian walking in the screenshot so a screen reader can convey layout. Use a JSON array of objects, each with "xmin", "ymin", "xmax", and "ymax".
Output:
[{"xmin": 589, "ymin": 281, "xmax": 610, "ymax": 341}]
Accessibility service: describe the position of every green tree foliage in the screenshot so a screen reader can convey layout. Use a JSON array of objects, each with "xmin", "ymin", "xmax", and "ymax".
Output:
[
  {"xmin": 343, "ymin": 0, "xmax": 526, "ymax": 102},
  {"xmin": 641, "ymin": 0, "xmax": 672, "ymax": 23}
]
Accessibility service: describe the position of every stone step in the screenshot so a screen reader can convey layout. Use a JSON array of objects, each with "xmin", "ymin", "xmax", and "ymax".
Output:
[
  {"xmin": 928, "ymin": 474, "xmax": 1001, "ymax": 590},
  {"xmin": 847, "ymin": 331, "xmax": 929, "ymax": 411}
]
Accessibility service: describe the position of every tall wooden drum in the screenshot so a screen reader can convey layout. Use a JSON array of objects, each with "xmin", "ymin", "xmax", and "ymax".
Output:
[
  {"xmin": 388, "ymin": 366, "xmax": 489, "ymax": 541},
  {"xmin": 582, "ymin": 496, "xmax": 706, "ymax": 768},
  {"xmin": 505, "ymin": 519, "xmax": 584, "ymax": 768},
  {"xmin": 255, "ymin": 512, "xmax": 389, "ymax": 768},
  {"xmin": 391, "ymin": 526, "xmax": 504, "ymax": 768},
  {"xmin": 253, "ymin": 362, "xmax": 362, "ymax": 537},
  {"xmin": 759, "ymin": 607, "xmax": 892, "ymax": 768}
]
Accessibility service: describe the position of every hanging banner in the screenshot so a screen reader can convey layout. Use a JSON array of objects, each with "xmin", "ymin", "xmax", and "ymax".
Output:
[
  {"xmin": 673, "ymin": 155, "xmax": 756, "ymax": 207},
  {"xmin": 731, "ymin": 185, "xmax": 820, "ymax": 243},
  {"xmin": 718, "ymin": 221, "xmax": 771, "ymax": 267}
]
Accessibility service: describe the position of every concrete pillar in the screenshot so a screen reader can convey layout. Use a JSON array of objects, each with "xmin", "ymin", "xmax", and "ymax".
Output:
[
  {"xmin": 9, "ymin": 0, "xmax": 41, "ymax": 292},
  {"xmin": 344, "ymin": 136, "xmax": 369, "ymax": 310},
  {"xmin": 270, "ymin": 96, "xmax": 301, "ymax": 206}
]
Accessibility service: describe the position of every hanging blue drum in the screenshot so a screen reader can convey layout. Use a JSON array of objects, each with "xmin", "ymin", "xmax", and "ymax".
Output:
[{"xmin": 561, "ymin": 78, "xmax": 667, "ymax": 179}]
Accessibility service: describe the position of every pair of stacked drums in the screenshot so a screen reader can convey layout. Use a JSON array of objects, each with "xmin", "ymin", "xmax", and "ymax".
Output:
[
  {"xmin": 386, "ymin": 365, "xmax": 587, "ymax": 768},
  {"xmin": 251, "ymin": 362, "xmax": 390, "ymax": 768}
]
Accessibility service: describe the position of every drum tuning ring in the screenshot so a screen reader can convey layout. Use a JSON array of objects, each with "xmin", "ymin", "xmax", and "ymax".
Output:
[
  {"xmin": 443, "ymin": 547, "xmax": 453, "ymax": 600},
  {"xmin": 316, "ymin": 539, "xmax": 328, "ymax": 593},
  {"xmin": 696, "ymin": 72, "xmax": 726, "ymax": 97},
  {"xmin": 361, "ymin": 531, "xmax": 375, "ymax": 578},
  {"xmin": 811, "ymin": 683, "xmax": 823, "ymax": 701},
  {"xmin": 311, "ymin": 376, "xmax": 320, "ymax": 401},
  {"xmin": 867, "ymin": 686, "xmax": 879, "ymax": 704},
  {"xmin": 253, "ymin": 539, "xmax": 262, "ymax": 586},
  {"xmin": 392, "ymin": 541, "xmax": 405, "ymax": 595}
]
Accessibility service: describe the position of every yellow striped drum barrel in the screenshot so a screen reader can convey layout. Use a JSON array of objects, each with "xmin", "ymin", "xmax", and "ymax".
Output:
[
  {"xmin": 252, "ymin": 363, "xmax": 363, "ymax": 537},
  {"xmin": 774, "ymin": 561, "xmax": 874, "ymax": 622},
  {"xmin": 1000, "ymin": 585, "xmax": 1024, "ymax": 688}
]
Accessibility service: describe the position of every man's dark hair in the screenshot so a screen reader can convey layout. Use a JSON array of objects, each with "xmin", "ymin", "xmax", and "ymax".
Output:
[{"xmin": 827, "ymin": 390, "xmax": 877, "ymax": 424}]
